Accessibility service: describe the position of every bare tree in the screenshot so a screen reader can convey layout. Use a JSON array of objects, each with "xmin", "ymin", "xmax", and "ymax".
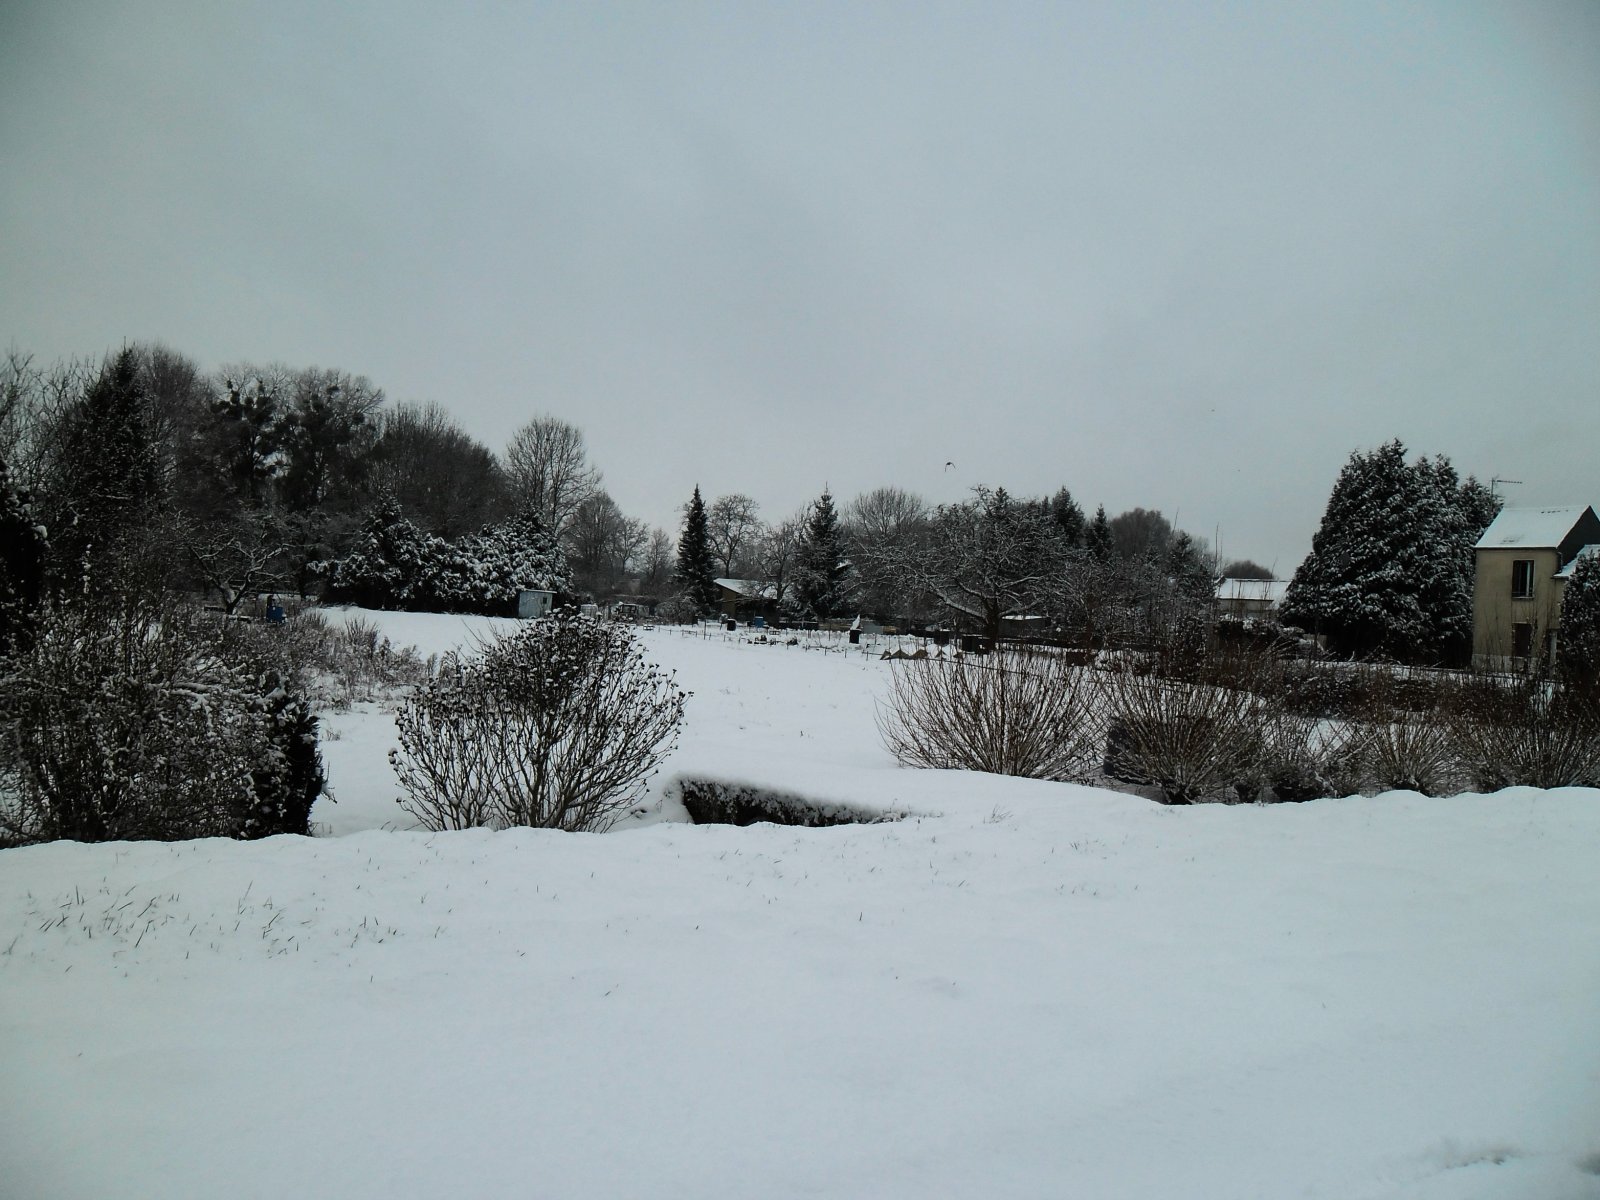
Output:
[
  {"xmin": 707, "ymin": 493, "xmax": 763, "ymax": 577},
  {"xmin": 184, "ymin": 511, "xmax": 288, "ymax": 615},
  {"xmin": 639, "ymin": 527, "xmax": 674, "ymax": 594},
  {"xmin": 503, "ymin": 415, "xmax": 600, "ymax": 532},
  {"xmin": 847, "ymin": 486, "xmax": 928, "ymax": 619},
  {"xmin": 565, "ymin": 490, "xmax": 648, "ymax": 598},
  {"xmin": 370, "ymin": 402, "xmax": 504, "ymax": 538},
  {"xmin": 890, "ymin": 486, "xmax": 1069, "ymax": 640},
  {"xmin": 1108, "ymin": 507, "xmax": 1173, "ymax": 562},
  {"xmin": 753, "ymin": 513, "xmax": 806, "ymax": 612}
]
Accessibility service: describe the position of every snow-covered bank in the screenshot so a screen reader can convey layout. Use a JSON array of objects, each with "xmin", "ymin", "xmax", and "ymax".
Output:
[{"xmin": 3, "ymin": 610, "xmax": 1598, "ymax": 1198}]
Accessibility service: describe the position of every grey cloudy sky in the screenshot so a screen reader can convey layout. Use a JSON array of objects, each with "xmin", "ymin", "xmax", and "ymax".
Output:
[{"xmin": 3, "ymin": 0, "xmax": 1596, "ymax": 570}]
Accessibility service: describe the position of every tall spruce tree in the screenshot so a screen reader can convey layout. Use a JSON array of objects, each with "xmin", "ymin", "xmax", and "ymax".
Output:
[
  {"xmin": 674, "ymin": 485, "xmax": 717, "ymax": 613},
  {"xmin": 1282, "ymin": 441, "xmax": 1499, "ymax": 663},
  {"xmin": 795, "ymin": 488, "xmax": 850, "ymax": 618},
  {"xmin": 1049, "ymin": 487, "xmax": 1085, "ymax": 546},
  {"xmin": 1085, "ymin": 505, "xmax": 1114, "ymax": 563}
]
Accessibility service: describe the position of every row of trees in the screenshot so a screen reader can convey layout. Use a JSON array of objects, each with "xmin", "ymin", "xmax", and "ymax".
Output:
[
  {"xmin": 670, "ymin": 480, "xmax": 1223, "ymax": 643},
  {"xmin": 0, "ymin": 345, "xmax": 679, "ymax": 611}
]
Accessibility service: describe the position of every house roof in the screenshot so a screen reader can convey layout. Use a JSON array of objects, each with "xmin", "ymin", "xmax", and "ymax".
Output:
[
  {"xmin": 1555, "ymin": 545, "xmax": 1600, "ymax": 580},
  {"xmin": 714, "ymin": 578, "xmax": 779, "ymax": 601},
  {"xmin": 1474, "ymin": 506, "xmax": 1593, "ymax": 550},
  {"xmin": 1215, "ymin": 579, "xmax": 1288, "ymax": 605}
]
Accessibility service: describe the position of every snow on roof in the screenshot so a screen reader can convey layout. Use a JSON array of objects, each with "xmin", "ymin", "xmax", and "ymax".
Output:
[
  {"xmin": 1555, "ymin": 545, "xmax": 1600, "ymax": 580},
  {"xmin": 1474, "ymin": 506, "xmax": 1592, "ymax": 550},
  {"xmin": 714, "ymin": 578, "xmax": 762, "ymax": 596},
  {"xmin": 1215, "ymin": 579, "xmax": 1288, "ymax": 605}
]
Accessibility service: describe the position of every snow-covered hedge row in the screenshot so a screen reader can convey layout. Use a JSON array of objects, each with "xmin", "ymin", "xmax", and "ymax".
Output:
[{"xmin": 321, "ymin": 497, "xmax": 568, "ymax": 615}]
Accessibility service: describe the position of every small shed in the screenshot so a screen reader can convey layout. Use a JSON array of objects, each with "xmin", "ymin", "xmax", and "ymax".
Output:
[{"xmin": 517, "ymin": 589, "xmax": 555, "ymax": 619}]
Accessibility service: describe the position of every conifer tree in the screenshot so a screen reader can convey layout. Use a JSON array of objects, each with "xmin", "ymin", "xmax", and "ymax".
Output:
[
  {"xmin": 1085, "ymin": 505, "xmax": 1114, "ymax": 563},
  {"xmin": 794, "ymin": 488, "xmax": 850, "ymax": 618},
  {"xmin": 1050, "ymin": 487, "xmax": 1085, "ymax": 546},
  {"xmin": 1558, "ymin": 551, "xmax": 1600, "ymax": 694},
  {"xmin": 0, "ymin": 458, "xmax": 47, "ymax": 656},
  {"xmin": 673, "ymin": 485, "xmax": 717, "ymax": 613},
  {"xmin": 1281, "ymin": 441, "xmax": 1499, "ymax": 663},
  {"xmin": 45, "ymin": 347, "xmax": 167, "ymax": 592}
]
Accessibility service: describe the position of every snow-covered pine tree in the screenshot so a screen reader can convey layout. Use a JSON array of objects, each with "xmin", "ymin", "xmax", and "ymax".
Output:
[
  {"xmin": 1558, "ymin": 551, "xmax": 1600, "ymax": 695},
  {"xmin": 1282, "ymin": 441, "xmax": 1498, "ymax": 663},
  {"xmin": 794, "ymin": 488, "xmax": 850, "ymax": 619},
  {"xmin": 430, "ymin": 509, "xmax": 570, "ymax": 614},
  {"xmin": 673, "ymin": 486, "xmax": 718, "ymax": 614},
  {"xmin": 323, "ymin": 490, "xmax": 445, "ymax": 610}
]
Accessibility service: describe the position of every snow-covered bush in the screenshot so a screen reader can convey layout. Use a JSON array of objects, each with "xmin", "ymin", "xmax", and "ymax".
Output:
[
  {"xmin": 390, "ymin": 610, "xmax": 687, "ymax": 832},
  {"xmin": 321, "ymin": 492, "xmax": 445, "ymax": 610},
  {"xmin": 324, "ymin": 497, "xmax": 568, "ymax": 616},
  {"xmin": 0, "ymin": 601, "xmax": 325, "ymax": 845},
  {"xmin": 877, "ymin": 648, "xmax": 1105, "ymax": 782}
]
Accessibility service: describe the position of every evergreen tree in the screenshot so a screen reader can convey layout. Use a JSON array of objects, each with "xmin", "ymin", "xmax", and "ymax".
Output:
[
  {"xmin": 0, "ymin": 458, "xmax": 47, "ymax": 656},
  {"xmin": 44, "ymin": 347, "xmax": 167, "ymax": 592},
  {"xmin": 1558, "ymin": 550, "xmax": 1600, "ymax": 694},
  {"xmin": 1167, "ymin": 530, "xmax": 1215, "ymax": 604},
  {"xmin": 1049, "ymin": 487, "xmax": 1085, "ymax": 546},
  {"xmin": 1281, "ymin": 441, "xmax": 1498, "ymax": 663},
  {"xmin": 794, "ymin": 488, "xmax": 850, "ymax": 618},
  {"xmin": 1085, "ymin": 505, "xmax": 1114, "ymax": 563},
  {"xmin": 673, "ymin": 485, "xmax": 717, "ymax": 613},
  {"xmin": 323, "ymin": 490, "xmax": 444, "ymax": 610}
]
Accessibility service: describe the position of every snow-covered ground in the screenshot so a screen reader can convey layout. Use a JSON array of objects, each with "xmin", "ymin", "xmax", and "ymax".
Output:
[{"xmin": 3, "ymin": 611, "xmax": 1598, "ymax": 1199}]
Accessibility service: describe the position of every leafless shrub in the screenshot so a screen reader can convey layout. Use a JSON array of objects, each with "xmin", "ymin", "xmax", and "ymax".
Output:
[
  {"xmin": 219, "ymin": 607, "xmax": 431, "ymax": 706},
  {"xmin": 1102, "ymin": 663, "xmax": 1273, "ymax": 804},
  {"xmin": 1447, "ymin": 678, "xmax": 1600, "ymax": 791},
  {"xmin": 390, "ymin": 610, "xmax": 687, "ymax": 832},
  {"xmin": 876, "ymin": 647, "xmax": 1105, "ymax": 781},
  {"xmin": 1246, "ymin": 713, "xmax": 1366, "ymax": 802},
  {"xmin": 1342, "ymin": 669, "xmax": 1461, "ymax": 796}
]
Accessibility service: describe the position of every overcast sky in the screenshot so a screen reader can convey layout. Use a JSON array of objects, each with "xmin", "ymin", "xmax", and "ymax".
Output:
[{"xmin": 2, "ymin": 0, "xmax": 1595, "ymax": 570}]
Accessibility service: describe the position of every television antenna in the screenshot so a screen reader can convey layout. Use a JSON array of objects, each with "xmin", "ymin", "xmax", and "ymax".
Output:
[{"xmin": 1490, "ymin": 476, "xmax": 1522, "ymax": 497}]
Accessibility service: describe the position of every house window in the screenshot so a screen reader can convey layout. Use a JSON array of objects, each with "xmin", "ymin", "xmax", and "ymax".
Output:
[
  {"xmin": 1512, "ymin": 622, "xmax": 1534, "ymax": 659},
  {"xmin": 1511, "ymin": 560, "xmax": 1535, "ymax": 599}
]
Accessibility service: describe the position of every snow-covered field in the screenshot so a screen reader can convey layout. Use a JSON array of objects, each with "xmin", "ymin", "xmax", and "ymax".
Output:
[{"xmin": 3, "ymin": 611, "xmax": 1598, "ymax": 1199}]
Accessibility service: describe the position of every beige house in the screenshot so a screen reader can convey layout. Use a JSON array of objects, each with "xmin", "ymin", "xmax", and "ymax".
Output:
[{"xmin": 1471, "ymin": 505, "xmax": 1600, "ymax": 671}]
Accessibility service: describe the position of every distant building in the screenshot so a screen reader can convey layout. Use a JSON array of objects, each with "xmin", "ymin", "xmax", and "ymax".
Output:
[
  {"xmin": 714, "ymin": 578, "xmax": 779, "ymax": 619},
  {"xmin": 1471, "ymin": 505, "xmax": 1600, "ymax": 671},
  {"xmin": 1215, "ymin": 578, "xmax": 1288, "ymax": 619}
]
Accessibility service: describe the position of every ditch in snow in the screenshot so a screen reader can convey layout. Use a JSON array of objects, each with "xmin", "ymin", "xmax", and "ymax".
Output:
[{"xmin": 672, "ymin": 776, "xmax": 906, "ymax": 828}]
